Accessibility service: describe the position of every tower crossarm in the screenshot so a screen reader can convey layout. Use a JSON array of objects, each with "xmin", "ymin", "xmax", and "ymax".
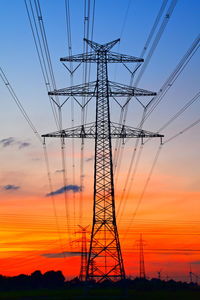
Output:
[
  {"xmin": 48, "ymin": 81, "xmax": 97, "ymax": 97},
  {"xmin": 110, "ymin": 122, "xmax": 164, "ymax": 139},
  {"xmin": 60, "ymin": 39, "xmax": 143, "ymax": 63},
  {"xmin": 109, "ymin": 81, "xmax": 156, "ymax": 97},
  {"xmin": 42, "ymin": 122, "xmax": 164, "ymax": 141},
  {"xmin": 42, "ymin": 123, "xmax": 96, "ymax": 138},
  {"xmin": 60, "ymin": 51, "xmax": 143, "ymax": 63},
  {"xmin": 60, "ymin": 52, "xmax": 98, "ymax": 62},
  {"xmin": 106, "ymin": 51, "xmax": 143, "ymax": 63},
  {"xmin": 48, "ymin": 81, "xmax": 156, "ymax": 97}
]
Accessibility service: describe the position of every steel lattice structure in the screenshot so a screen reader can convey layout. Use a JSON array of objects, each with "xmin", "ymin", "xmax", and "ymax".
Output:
[
  {"xmin": 42, "ymin": 39, "xmax": 163, "ymax": 282},
  {"xmin": 76, "ymin": 225, "xmax": 89, "ymax": 282},
  {"xmin": 139, "ymin": 234, "xmax": 146, "ymax": 279}
]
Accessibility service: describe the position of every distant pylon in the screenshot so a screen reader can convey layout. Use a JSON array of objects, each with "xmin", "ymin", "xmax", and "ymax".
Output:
[
  {"xmin": 189, "ymin": 264, "xmax": 199, "ymax": 284},
  {"xmin": 76, "ymin": 225, "xmax": 89, "ymax": 281},
  {"xmin": 157, "ymin": 269, "xmax": 162, "ymax": 280},
  {"xmin": 189, "ymin": 264, "xmax": 193, "ymax": 283},
  {"xmin": 138, "ymin": 234, "xmax": 146, "ymax": 279}
]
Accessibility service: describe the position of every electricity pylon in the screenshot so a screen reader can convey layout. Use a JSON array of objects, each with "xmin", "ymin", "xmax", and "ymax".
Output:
[
  {"xmin": 42, "ymin": 39, "xmax": 163, "ymax": 282},
  {"xmin": 139, "ymin": 234, "xmax": 146, "ymax": 279},
  {"xmin": 76, "ymin": 225, "xmax": 89, "ymax": 281}
]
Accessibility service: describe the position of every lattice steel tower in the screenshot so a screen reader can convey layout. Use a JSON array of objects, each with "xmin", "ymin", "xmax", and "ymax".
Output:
[
  {"xmin": 42, "ymin": 39, "xmax": 163, "ymax": 282},
  {"xmin": 76, "ymin": 225, "xmax": 89, "ymax": 282},
  {"xmin": 139, "ymin": 234, "xmax": 146, "ymax": 279}
]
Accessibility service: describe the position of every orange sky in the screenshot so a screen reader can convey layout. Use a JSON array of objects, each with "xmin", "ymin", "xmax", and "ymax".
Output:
[{"xmin": 0, "ymin": 184, "xmax": 200, "ymax": 280}]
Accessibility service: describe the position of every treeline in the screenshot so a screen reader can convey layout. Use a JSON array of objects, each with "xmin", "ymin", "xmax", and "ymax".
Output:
[
  {"xmin": 72, "ymin": 277, "xmax": 200, "ymax": 291},
  {"xmin": 0, "ymin": 270, "xmax": 65, "ymax": 290},
  {"xmin": 0, "ymin": 271, "xmax": 199, "ymax": 292},
  {"xmin": 107, "ymin": 277, "xmax": 200, "ymax": 291}
]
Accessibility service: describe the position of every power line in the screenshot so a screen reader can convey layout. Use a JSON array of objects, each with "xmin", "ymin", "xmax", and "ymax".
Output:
[
  {"xmin": 144, "ymin": 34, "xmax": 200, "ymax": 121},
  {"xmin": 0, "ymin": 66, "xmax": 66, "ymax": 261},
  {"xmin": 114, "ymin": 0, "xmax": 172, "ymax": 202},
  {"xmin": 117, "ymin": 35, "xmax": 200, "ymax": 223},
  {"xmin": 27, "ymin": 0, "xmax": 72, "ymax": 244},
  {"xmin": 164, "ymin": 117, "xmax": 200, "ymax": 144},
  {"xmin": 24, "ymin": 0, "xmax": 60, "ymax": 128},
  {"xmin": 122, "ymin": 145, "xmax": 163, "ymax": 242},
  {"xmin": 0, "ymin": 67, "xmax": 41, "ymax": 143},
  {"xmin": 134, "ymin": 0, "xmax": 178, "ymax": 86}
]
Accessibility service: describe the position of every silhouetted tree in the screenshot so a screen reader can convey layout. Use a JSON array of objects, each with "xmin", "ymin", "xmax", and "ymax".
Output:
[
  {"xmin": 43, "ymin": 270, "xmax": 65, "ymax": 288},
  {"xmin": 30, "ymin": 270, "xmax": 43, "ymax": 288}
]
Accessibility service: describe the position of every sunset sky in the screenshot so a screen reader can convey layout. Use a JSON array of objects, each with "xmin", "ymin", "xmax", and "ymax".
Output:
[{"xmin": 0, "ymin": 0, "xmax": 200, "ymax": 281}]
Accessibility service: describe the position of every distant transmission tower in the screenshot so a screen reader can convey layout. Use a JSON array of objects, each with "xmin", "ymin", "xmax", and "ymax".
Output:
[
  {"xmin": 42, "ymin": 39, "xmax": 163, "ymax": 282},
  {"xmin": 139, "ymin": 234, "xmax": 146, "ymax": 279},
  {"xmin": 76, "ymin": 225, "xmax": 89, "ymax": 281}
]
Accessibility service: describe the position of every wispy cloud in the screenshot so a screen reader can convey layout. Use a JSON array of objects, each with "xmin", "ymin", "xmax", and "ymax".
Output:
[
  {"xmin": 0, "ymin": 137, "xmax": 31, "ymax": 150},
  {"xmin": 85, "ymin": 156, "xmax": 93, "ymax": 162},
  {"xmin": 0, "ymin": 137, "xmax": 15, "ymax": 147},
  {"xmin": 46, "ymin": 185, "xmax": 81, "ymax": 197},
  {"xmin": 3, "ymin": 184, "xmax": 20, "ymax": 191},
  {"xmin": 191, "ymin": 261, "xmax": 200, "ymax": 264},
  {"xmin": 42, "ymin": 251, "xmax": 85, "ymax": 258},
  {"xmin": 18, "ymin": 142, "xmax": 31, "ymax": 149},
  {"xmin": 55, "ymin": 169, "xmax": 64, "ymax": 173}
]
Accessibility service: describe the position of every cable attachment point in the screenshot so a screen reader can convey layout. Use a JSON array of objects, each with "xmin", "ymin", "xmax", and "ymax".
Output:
[
  {"xmin": 140, "ymin": 131, "xmax": 145, "ymax": 145},
  {"xmin": 80, "ymin": 125, "xmax": 86, "ymax": 145},
  {"xmin": 121, "ymin": 125, "xmax": 126, "ymax": 145}
]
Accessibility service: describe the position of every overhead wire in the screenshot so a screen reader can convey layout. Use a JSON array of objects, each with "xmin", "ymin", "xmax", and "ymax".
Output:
[
  {"xmin": 121, "ymin": 107, "xmax": 200, "ymax": 241},
  {"xmin": 25, "ymin": 1, "xmax": 69, "ymax": 243},
  {"xmin": 63, "ymin": 0, "xmax": 76, "ymax": 237},
  {"xmin": 0, "ymin": 67, "xmax": 66, "ymax": 261},
  {"xmin": 117, "ymin": 144, "xmax": 144, "ymax": 223},
  {"xmin": 79, "ymin": 0, "xmax": 94, "ymax": 226},
  {"xmin": 24, "ymin": 0, "xmax": 60, "ymax": 129},
  {"xmin": 134, "ymin": 0, "xmax": 178, "ymax": 87},
  {"xmin": 120, "ymin": 91, "xmax": 200, "ymax": 218},
  {"xmin": 114, "ymin": 0, "xmax": 173, "ymax": 200},
  {"xmin": 116, "ymin": 24, "xmax": 199, "ymax": 229},
  {"xmin": 143, "ymin": 33, "xmax": 200, "ymax": 122},
  {"xmin": 0, "ymin": 67, "xmax": 42, "ymax": 143},
  {"xmin": 68, "ymin": 6, "xmax": 76, "ymax": 231},
  {"xmin": 121, "ymin": 144, "xmax": 163, "ymax": 243},
  {"xmin": 142, "ymin": 90, "xmax": 200, "ymax": 146},
  {"xmin": 158, "ymin": 91, "xmax": 200, "ymax": 133},
  {"xmin": 34, "ymin": 0, "xmax": 59, "ymax": 96},
  {"xmin": 164, "ymin": 117, "xmax": 200, "ymax": 144},
  {"xmin": 137, "ymin": 0, "xmax": 169, "ymax": 64},
  {"xmin": 116, "ymin": 109, "xmax": 147, "ymax": 217}
]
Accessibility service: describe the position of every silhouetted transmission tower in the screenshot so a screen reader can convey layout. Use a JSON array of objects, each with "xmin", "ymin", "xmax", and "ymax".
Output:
[
  {"xmin": 76, "ymin": 225, "xmax": 89, "ymax": 282},
  {"xmin": 42, "ymin": 39, "xmax": 163, "ymax": 282},
  {"xmin": 139, "ymin": 234, "xmax": 146, "ymax": 279}
]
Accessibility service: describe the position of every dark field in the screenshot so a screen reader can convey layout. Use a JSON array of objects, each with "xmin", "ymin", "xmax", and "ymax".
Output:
[{"xmin": 0, "ymin": 288, "xmax": 200, "ymax": 300}]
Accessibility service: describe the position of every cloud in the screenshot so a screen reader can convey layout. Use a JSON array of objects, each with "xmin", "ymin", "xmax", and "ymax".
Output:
[
  {"xmin": 18, "ymin": 142, "xmax": 31, "ymax": 149},
  {"xmin": 0, "ymin": 137, "xmax": 15, "ymax": 147},
  {"xmin": 46, "ymin": 185, "xmax": 81, "ymax": 197},
  {"xmin": 3, "ymin": 184, "xmax": 20, "ymax": 191},
  {"xmin": 85, "ymin": 157, "xmax": 93, "ymax": 162},
  {"xmin": 191, "ymin": 261, "xmax": 200, "ymax": 265},
  {"xmin": 0, "ymin": 137, "xmax": 31, "ymax": 150},
  {"xmin": 42, "ymin": 251, "xmax": 86, "ymax": 258},
  {"xmin": 32, "ymin": 158, "xmax": 41, "ymax": 161},
  {"xmin": 55, "ymin": 169, "xmax": 64, "ymax": 173}
]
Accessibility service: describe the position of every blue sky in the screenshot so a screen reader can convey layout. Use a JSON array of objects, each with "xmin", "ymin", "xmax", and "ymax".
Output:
[{"xmin": 0, "ymin": 0, "xmax": 200, "ymax": 202}]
